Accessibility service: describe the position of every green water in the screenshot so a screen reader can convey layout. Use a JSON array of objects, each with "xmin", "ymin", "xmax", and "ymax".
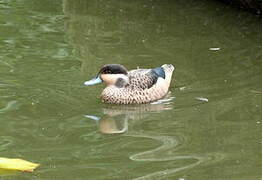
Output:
[{"xmin": 0, "ymin": 0, "xmax": 262, "ymax": 179}]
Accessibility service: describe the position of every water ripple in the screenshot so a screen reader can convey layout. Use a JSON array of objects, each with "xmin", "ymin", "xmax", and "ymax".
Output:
[
  {"xmin": 0, "ymin": 136, "xmax": 14, "ymax": 151},
  {"xmin": 0, "ymin": 100, "xmax": 20, "ymax": 114},
  {"xmin": 127, "ymin": 132, "xmax": 225, "ymax": 179},
  {"xmin": 128, "ymin": 134, "xmax": 178, "ymax": 162}
]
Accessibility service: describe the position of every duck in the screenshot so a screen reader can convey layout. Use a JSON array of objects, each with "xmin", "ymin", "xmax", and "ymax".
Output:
[{"xmin": 84, "ymin": 64, "xmax": 175, "ymax": 104}]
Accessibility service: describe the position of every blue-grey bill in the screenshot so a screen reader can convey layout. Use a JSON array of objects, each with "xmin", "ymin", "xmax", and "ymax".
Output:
[{"xmin": 84, "ymin": 76, "xmax": 102, "ymax": 86}]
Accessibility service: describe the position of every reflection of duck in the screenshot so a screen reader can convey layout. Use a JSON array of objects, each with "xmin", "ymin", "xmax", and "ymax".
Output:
[
  {"xmin": 84, "ymin": 64, "xmax": 175, "ymax": 104},
  {"xmin": 86, "ymin": 96, "xmax": 174, "ymax": 134}
]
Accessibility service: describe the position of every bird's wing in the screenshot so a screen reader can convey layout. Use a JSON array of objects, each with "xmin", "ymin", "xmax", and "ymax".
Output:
[{"xmin": 127, "ymin": 67, "xmax": 166, "ymax": 90}]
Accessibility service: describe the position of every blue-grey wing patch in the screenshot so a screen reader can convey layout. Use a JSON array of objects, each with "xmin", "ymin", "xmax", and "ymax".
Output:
[
  {"xmin": 146, "ymin": 67, "xmax": 166, "ymax": 88},
  {"xmin": 151, "ymin": 67, "xmax": 166, "ymax": 79}
]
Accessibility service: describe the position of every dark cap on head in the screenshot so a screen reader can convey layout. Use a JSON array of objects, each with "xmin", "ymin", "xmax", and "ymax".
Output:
[{"xmin": 99, "ymin": 64, "xmax": 128, "ymax": 75}]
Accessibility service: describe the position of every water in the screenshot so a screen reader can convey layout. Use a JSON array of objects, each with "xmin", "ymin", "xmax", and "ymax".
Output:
[{"xmin": 0, "ymin": 0, "xmax": 261, "ymax": 179}]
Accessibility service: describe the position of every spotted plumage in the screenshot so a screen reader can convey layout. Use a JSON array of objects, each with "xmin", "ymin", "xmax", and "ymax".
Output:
[{"xmin": 84, "ymin": 64, "xmax": 175, "ymax": 104}]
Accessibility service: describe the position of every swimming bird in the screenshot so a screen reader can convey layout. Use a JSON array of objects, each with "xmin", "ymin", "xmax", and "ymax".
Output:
[{"xmin": 84, "ymin": 64, "xmax": 174, "ymax": 104}]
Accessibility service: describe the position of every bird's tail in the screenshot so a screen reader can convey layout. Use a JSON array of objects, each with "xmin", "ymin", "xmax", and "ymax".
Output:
[{"xmin": 161, "ymin": 64, "xmax": 175, "ymax": 87}]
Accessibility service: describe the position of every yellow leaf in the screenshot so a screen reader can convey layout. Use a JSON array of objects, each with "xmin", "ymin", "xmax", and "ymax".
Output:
[{"xmin": 0, "ymin": 158, "xmax": 39, "ymax": 172}]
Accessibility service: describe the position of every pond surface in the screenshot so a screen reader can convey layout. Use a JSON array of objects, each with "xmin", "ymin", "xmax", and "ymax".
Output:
[{"xmin": 0, "ymin": 0, "xmax": 262, "ymax": 179}]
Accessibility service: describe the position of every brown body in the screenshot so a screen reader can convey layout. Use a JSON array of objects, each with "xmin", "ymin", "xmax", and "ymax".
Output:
[{"xmin": 101, "ymin": 64, "xmax": 174, "ymax": 104}]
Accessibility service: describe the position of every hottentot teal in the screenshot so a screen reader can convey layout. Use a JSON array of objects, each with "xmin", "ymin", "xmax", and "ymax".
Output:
[{"xmin": 84, "ymin": 64, "xmax": 174, "ymax": 104}]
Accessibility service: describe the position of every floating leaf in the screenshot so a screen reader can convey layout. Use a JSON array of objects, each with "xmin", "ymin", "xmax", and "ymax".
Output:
[
  {"xmin": 209, "ymin": 47, "xmax": 220, "ymax": 51},
  {"xmin": 0, "ymin": 158, "xmax": 39, "ymax": 172},
  {"xmin": 179, "ymin": 86, "xmax": 186, "ymax": 91},
  {"xmin": 195, "ymin": 97, "xmax": 209, "ymax": 102}
]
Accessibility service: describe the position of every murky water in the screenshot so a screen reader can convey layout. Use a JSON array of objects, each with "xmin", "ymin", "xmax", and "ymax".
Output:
[{"xmin": 0, "ymin": 0, "xmax": 261, "ymax": 179}]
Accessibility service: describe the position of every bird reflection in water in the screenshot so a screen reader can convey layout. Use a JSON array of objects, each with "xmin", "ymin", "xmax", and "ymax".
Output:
[{"xmin": 85, "ymin": 94, "xmax": 174, "ymax": 134}]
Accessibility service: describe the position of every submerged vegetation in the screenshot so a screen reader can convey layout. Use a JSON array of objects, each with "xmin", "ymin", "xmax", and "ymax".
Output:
[{"xmin": 221, "ymin": 0, "xmax": 262, "ymax": 14}]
